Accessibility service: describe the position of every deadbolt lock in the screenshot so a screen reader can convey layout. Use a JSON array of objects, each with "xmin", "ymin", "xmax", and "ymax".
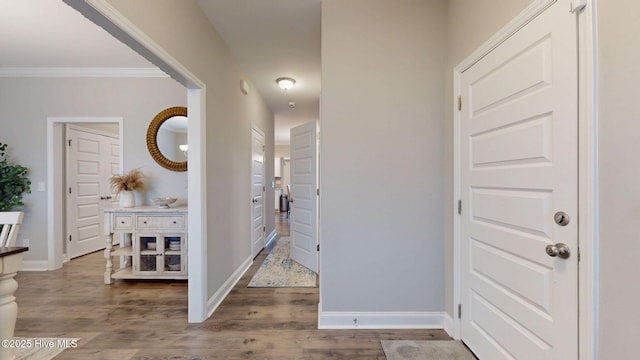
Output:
[{"xmin": 554, "ymin": 211, "xmax": 570, "ymax": 226}]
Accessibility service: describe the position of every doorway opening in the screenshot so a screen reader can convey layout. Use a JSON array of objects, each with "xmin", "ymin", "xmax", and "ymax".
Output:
[{"xmin": 47, "ymin": 117, "xmax": 123, "ymax": 268}]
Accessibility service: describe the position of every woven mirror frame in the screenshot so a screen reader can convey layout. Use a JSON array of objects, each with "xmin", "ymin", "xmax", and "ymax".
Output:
[{"xmin": 146, "ymin": 106, "xmax": 188, "ymax": 172}]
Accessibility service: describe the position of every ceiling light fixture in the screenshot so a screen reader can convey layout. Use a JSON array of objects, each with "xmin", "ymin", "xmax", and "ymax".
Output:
[{"xmin": 276, "ymin": 77, "xmax": 296, "ymax": 91}]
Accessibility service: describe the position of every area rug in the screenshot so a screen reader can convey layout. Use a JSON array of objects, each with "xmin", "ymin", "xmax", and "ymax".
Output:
[
  {"xmin": 13, "ymin": 338, "xmax": 79, "ymax": 360},
  {"xmin": 247, "ymin": 238, "xmax": 316, "ymax": 287},
  {"xmin": 382, "ymin": 340, "xmax": 476, "ymax": 360}
]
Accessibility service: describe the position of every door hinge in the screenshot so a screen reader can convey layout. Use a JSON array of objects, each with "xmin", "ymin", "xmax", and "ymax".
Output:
[
  {"xmin": 69, "ymin": 187, "xmax": 72, "ymax": 194},
  {"xmin": 68, "ymin": 139, "xmax": 72, "ymax": 147},
  {"xmin": 263, "ymin": 226, "xmax": 266, "ymax": 232},
  {"xmin": 69, "ymin": 235, "xmax": 72, "ymax": 242},
  {"xmin": 458, "ymin": 304, "xmax": 462, "ymax": 319},
  {"xmin": 317, "ymin": 188, "xmax": 319, "ymax": 196},
  {"xmin": 458, "ymin": 95, "xmax": 462, "ymax": 111},
  {"xmin": 317, "ymin": 244, "xmax": 320, "ymax": 252},
  {"xmin": 458, "ymin": 200, "xmax": 462, "ymax": 215},
  {"xmin": 263, "ymin": 186, "xmax": 266, "ymax": 192},
  {"xmin": 570, "ymin": 0, "xmax": 586, "ymax": 13}
]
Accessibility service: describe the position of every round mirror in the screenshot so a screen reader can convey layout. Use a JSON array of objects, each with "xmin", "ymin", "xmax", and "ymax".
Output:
[{"xmin": 147, "ymin": 106, "xmax": 188, "ymax": 172}]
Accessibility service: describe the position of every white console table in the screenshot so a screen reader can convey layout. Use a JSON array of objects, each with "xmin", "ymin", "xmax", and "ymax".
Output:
[
  {"xmin": 104, "ymin": 206, "xmax": 187, "ymax": 284},
  {"xmin": 0, "ymin": 246, "xmax": 28, "ymax": 360}
]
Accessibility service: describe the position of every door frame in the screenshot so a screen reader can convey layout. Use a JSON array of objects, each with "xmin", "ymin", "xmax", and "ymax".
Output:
[
  {"xmin": 451, "ymin": 0, "xmax": 598, "ymax": 358},
  {"xmin": 60, "ymin": 0, "xmax": 209, "ymax": 323},
  {"xmin": 47, "ymin": 117, "xmax": 123, "ymax": 268}
]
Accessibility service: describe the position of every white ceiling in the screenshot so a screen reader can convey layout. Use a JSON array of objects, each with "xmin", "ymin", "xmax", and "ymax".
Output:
[
  {"xmin": 0, "ymin": 0, "xmax": 321, "ymax": 145},
  {"xmin": 197, "ymin": 0, "xmax": 321, "ymax": 145}
]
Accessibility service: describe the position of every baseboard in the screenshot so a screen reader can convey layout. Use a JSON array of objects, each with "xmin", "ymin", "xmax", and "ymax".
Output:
[
  {"xmin": 206, "ymin": 255, "xmax": 253, "ymax": 318},
  {"xmin": 20, "ymin": 260, "xmax": 49, "ymax": 271},
  {"xmin": 266, "ymin": 229, "xmax": 277, "ymax": 247},
  {"xmin": 443, "ymin": 312, "xmax": 457, "ymax": 338},
  {"xmin": 318, "ymin": 304, "xmax": 445, "ymax": 329}
]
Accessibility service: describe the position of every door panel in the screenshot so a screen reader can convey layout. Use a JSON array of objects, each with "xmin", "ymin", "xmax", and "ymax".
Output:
[
  {"xmin": 290, "ymin": 121, "xmax": 317, "ymax": 273},
  {"xmin": 67, "ymin": 126, "xmax": 119, "ymax": 259},
  {"xmin": 251, "ymin": 127, "xmax": 265, "ymax": 258},
  {"xmin": 460, "ymin": 1, "xmax": 578, "ymax": 359}
]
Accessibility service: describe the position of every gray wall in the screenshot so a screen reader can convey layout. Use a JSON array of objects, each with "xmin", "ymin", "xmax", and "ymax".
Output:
[
  {"xmin": 597, "ymin": 1, "xmax": 640, "ymax": 357},
  {"xmin": 320, "ymin": 0, "xmax": 446, "ymax": 312},
  {"xmin": 104, "ymin": 0, "xmax": 275, "ymax": 302},
  {"xmin": 0, "ymin": 76, "xmax": 186, "ymax": 261}
]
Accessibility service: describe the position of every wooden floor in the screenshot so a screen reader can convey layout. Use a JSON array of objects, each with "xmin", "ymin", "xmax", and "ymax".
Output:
[
  {"xmin": 14, "ymin": 211, "xmax": 449, "ymax": 359},
  {"xmin": 275, "ymin": 209, "xmax": 290, "ymax": 237}
]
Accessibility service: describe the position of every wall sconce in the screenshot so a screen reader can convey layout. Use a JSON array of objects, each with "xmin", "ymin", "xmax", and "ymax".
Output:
[
  {"xmin": 179, "ymin": 144, "xmax": 188, "ymax": 156},
  {"xmin": 276, "ymin": 77, "xmax": 296, "ymax": 90}
]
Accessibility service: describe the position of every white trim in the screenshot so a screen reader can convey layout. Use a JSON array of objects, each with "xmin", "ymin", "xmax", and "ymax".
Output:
[
  {"xmin": 452, "ymin": 1, "xmax": 598, "ymax": 358},
  {"xmin": 577, "ymin": 1, "xmax": 599, "ymax": 358},
  {"xmin": 455, "ymin": 0, "xmax": 557, "ymax": 73},
  {"xmin": 266, "ymin": 229, "xmax": 277, "ymax": 247},
  {"xmin": 206, "ymin": 255, "xmax": 253, "ymax": 319},
  {"xmin": 77, "ymin": 0, "xmax": 209, "ymax": 323},
  {"xmin": 443, "ymin": 312, "xmax": 455, "ymax": 338},
  {"xmin": 0, "ymin": 67, "xmax": 167, "ymax": 78},
  {"xmin": 187, "ymin": 88, "xmax": 207, "ymax": 323},
  {"xmin": 452, "ymin": 66, "xmax": 462, "ymax": 339},
  {"xmin": 47, "ymin": 117, "xmax": 124, "ymax": 271},
  {"xmin": 20, "ymin": 261, "xmax": 49, "ymax": 272},
  {"xmin": 84, "ymin": 0, "xmax": 204, "ymax": 88},
  {"xmin": 318, "ymin": 307, "xmax": 445, "ymax": 330}
]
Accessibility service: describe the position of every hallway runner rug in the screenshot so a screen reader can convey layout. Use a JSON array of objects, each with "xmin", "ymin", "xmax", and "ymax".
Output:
[{"xmin": 247, "ymin": 237, "xmax": 317, "ymax": 287}]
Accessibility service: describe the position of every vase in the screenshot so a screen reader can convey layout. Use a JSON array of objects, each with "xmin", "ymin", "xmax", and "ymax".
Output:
[{"xmin": 119, "ymin": 190, "xmax": 135, "ymax": 208}]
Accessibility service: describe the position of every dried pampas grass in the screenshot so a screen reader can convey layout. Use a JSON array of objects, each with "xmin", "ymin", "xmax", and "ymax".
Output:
[{"xmin": 110, "ymin": 168, "xmax": 145, "ymax": 193}]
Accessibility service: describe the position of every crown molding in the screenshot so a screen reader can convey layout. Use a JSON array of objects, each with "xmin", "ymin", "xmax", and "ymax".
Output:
[{"xmin": 0, "ymin": 67, "xmax": 168, "ymax": 78}]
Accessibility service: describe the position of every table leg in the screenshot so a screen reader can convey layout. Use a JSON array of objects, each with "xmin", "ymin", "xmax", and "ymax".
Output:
[
  {"xmin": 104, "ymin": 232, "xmax": 114, "ymax": 284},
  {"xmin": 0, "ymin": 271, "xmax": 19, "ymax": 360}
]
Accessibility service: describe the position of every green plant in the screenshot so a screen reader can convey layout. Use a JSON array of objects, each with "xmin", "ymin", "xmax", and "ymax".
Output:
[{"xmin": 0, "ymin": 142, "xmax": 31, "ymax": 211}]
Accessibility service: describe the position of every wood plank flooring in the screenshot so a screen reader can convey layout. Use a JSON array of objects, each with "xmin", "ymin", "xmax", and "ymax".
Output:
[{"xmin": 14, "ymin": 211, "xmax": 449, "ymax": 359}]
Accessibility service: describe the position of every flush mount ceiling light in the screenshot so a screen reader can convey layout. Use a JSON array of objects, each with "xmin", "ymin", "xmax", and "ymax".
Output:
[{"xmin": 276, "ymin": 77, "xmax": 296, "ymax": 91}]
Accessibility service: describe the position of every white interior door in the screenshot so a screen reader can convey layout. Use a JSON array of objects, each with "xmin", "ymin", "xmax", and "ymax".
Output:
[
  {"xmin": 67, "ymin": 126, "xmax": 120, "ymax": 259},
  {"xmin": 290, "ymin": 121, "xmax": 318, "ymax": 273},
  {"xmin": 459, "ymin": 2, "xmax": 578, "ymax": 359},
  {"xmin": 251, "ymin": 127, "xmax": 266, "ymax": 258}
]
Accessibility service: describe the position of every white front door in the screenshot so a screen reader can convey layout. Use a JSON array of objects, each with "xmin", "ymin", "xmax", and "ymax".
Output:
[
  {"xmin": 460, "ymin": 2, "xmax": 578, "ymax": 359},
  {"xmin": 251, "ymin": 127, "xmax": 266, "ymax": 258},
  {"xmin": 67, "ymin": 126, "xmax": 120, "ymax": 259},
  {"xmin": 290, "ymin": 121, "xmax": 318, "ymax": 273}
]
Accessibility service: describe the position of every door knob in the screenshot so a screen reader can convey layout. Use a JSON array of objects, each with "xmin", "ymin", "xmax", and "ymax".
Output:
[{"xmin": 545, "ymin": 243, "xmax": 571, "ymax": 259}]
